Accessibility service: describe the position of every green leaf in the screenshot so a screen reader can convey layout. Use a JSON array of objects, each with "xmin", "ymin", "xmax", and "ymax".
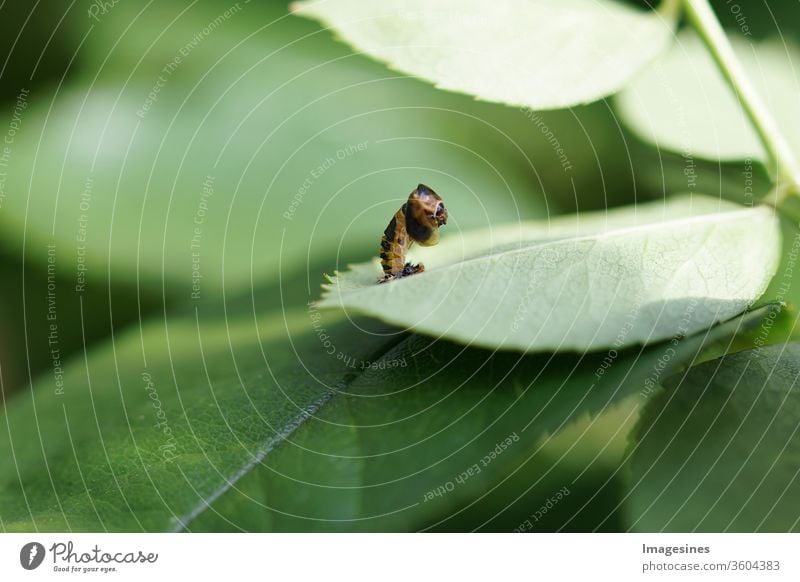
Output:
[
  {"xmin": 120, "ymin": 304, "xmax": 792, "ymax": 532},
  {"xmin": 762, "ymin": 217, "xmax": 800, "ymax": 317},
  {"xmin": 616, "ymin": 30, "xmax": 800, "ymax": 164},
  {"xmin": 292, "ymin": 0, "xmax": 680, "ymax": 110},
  {"xmin": 623, "ymin": 147, "xmax": 772, "ymax": 209},
  {"xmin": 0, "ymin": 305, "xmax": 380, "ymax": 531},
  {"xmin": 317, "ymin": 195, "xmax": 781, "ymax": 352},
  {"xmin": 708, "ymin": 0, "xmax": 800, "ymax": 39},
  {"xmin": 626, "ymin": 342, "xmax": 800, "ymax": 532},
  {"xmin": 421, "ymin": 402, "xmax": 640, "ymax": 532},
  {"xmin": 0, "ymin": 3, "xmax": 545, "ymax": 297},
  {"xmin": 0, "ymin": 278, "xmax": 779, "ymax": 531},
  {"xmin": 69, "ymin": 1, "xmax": 653, "ymax": 216}
]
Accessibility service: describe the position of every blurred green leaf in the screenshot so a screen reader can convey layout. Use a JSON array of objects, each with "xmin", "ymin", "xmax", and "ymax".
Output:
[
  {"xmin": 71, "ymin": 1, "xmax": 648, "ymax": 213},
  {"xmin": 0, "ymin": 2, "xmax": 546, "ymax": 298},
  {"xmin": 622, "ymin": 146, "xmax": 772, "ymax": 208},
  {"xmin": 626, "ymin": 342, "xmax": 800, "ymax": 531},
  {"xmin": 318, "ymin": 196, "xmax": 780, "ymax": 352},
  {"xmin": 0, "ymin": 250, "xmax": 162, "ymax": 396},
  {"xmin": 616, "ymin": 30, "xmax": 800, "ymax": 165},
  {"xmin": 709, "ymin": 0, "xmax": 800, "ymax": 40},
  {"xmin": 0, "ymin": 275, "xmax": 778, "ymax": 531},
  {"xmin": 423, "ymin": 401, "xmax": 639, "ymax": 532},
  {"xmin": 0, "ymin": 2, "xmax": 73, "ymax": 104},
  {"xmin": 152, "ymin": 304, "xmax": 791, "ymax": 532},
  {"xmin": 0, "ymin": 304, "xmax": 387, "ymax": 531},
  {"xmin": 763, "ymin": 218, "xmax": 800, "ymax": 314},
  {"xmin": 292, "ymin": 0, "xmax": 679, "ymax": 110}
]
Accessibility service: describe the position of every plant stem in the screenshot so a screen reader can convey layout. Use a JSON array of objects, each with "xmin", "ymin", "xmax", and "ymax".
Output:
[{"xmin": 683, "ymin": 0, "xmax": 800, "ymax": 202}]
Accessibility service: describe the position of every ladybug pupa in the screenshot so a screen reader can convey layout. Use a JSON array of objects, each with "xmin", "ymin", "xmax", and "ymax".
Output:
[{"xmin": 378, "ymin": 184, "xmax": 448, "ymax": 283}]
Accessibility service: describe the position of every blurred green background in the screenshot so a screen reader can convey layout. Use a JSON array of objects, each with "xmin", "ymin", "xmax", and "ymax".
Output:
[
  {"xmin": 0, "ymin": 0, "xmax": 798, "ymax": 532},
  {"xmin": 3, "ymin": 0, "xmax": 792, "ymax": 397}
]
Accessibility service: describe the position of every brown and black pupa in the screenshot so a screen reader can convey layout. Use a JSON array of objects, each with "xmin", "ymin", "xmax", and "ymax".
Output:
[{"xmin": 378, "ymin": 183, "xmax": 448, "ymax": 283}]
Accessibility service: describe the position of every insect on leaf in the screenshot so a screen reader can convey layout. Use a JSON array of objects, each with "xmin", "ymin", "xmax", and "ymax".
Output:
[{"xmin": 317, "ymin": 195, "xmax": 781, "ymax": 353}]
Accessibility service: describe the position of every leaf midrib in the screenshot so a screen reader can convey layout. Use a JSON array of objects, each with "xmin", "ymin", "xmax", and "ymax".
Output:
[
  {"xmin": 174, "ymin": 331, "xmax": 411, "ymax": 532},
  {"xmin": 323, "ymin": 204, "xmax": 769, "ymax": 301}
]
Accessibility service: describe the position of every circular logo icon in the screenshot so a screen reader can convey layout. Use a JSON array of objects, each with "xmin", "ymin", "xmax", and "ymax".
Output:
[{"xmin": 20, "ymin": 542, "xmax": 46, "ymax": 570}]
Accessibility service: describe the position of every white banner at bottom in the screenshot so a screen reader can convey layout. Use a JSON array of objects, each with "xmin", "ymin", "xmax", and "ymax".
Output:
[{"xmin": 0, "ymin": 533, "xmax": 797, "ymax": 581}]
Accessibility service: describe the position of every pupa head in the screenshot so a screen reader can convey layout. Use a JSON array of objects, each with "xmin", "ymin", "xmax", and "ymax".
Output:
[{"xmin": 405, "ymin": 183, "xmax": 447, "ymax": 246}]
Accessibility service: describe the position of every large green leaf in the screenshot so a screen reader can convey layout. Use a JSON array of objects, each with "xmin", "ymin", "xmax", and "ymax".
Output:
[
  {"xmin": 616, "ymin": 30, "xmax": 800, "ymax": 164},
  {"xmin": 0, "ymin": 2, "xmax": 545, "ymax": 298},
  {"xmin": 0, "ymin": 278, "xmax": 778, "ymax": 531},
  {"xmin": 317, "ymin": 196, "xmax": 781, "ymax": 352},
  {"xmin": 626, "ymin": 343, "xmax": 800, "ymax": 531},
  {"xmin": 292, "ymin": 0, "xmax": 680, "ymax": 110},
  {"xmin": 69, "ymin": 1, "xmax": 652, "ymax": 215}
]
